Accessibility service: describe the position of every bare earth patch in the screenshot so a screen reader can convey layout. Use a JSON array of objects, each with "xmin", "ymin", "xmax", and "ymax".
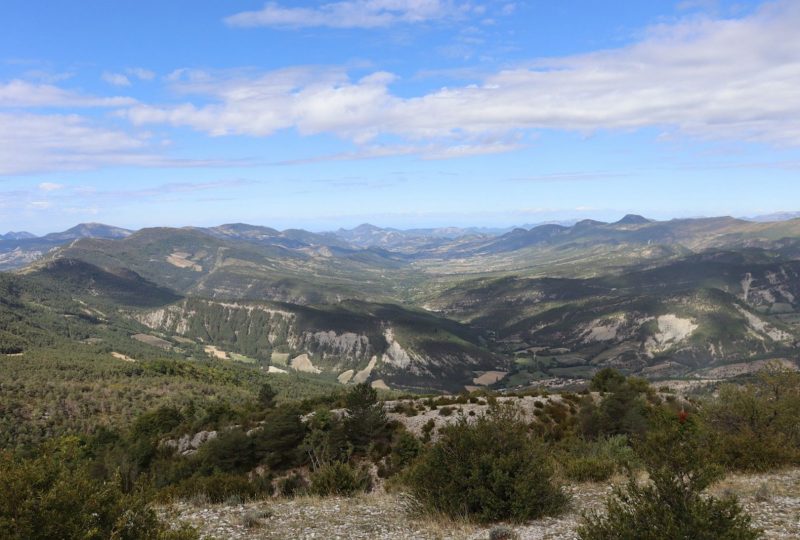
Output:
[
  {"xmin": 338, "ymin": 370, "xmax": 355, "ymax": 384},
  {"xmin": 166, "ymin": 468, "xmax": 800, "ymax": 539},
  {"xmin": 132, "ymin": 333, "xmax": 172, "ymax": 350},
  {"xmin": 166, "ymin": 252, "xmax": 203, "ymax": 272},
  {"xmin": 267, "ymin": 366, "xmax": 288, "ymax": 374},
  {"xmin": 204, "ymin": 345, "xmax": 229, "ymax": 360},
  {"xmin": 371, "ymin": 379, "xmax": 390, "ymax": 390},
  {"xmin": 111, "ymin": 352, "xmax": 135, "ymax": 362},
  {"xmin": 472, "ymin": 370, "xmax": 508, "ymax": 386}
]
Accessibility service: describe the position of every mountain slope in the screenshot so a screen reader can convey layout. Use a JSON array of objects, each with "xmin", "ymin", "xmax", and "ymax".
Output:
[{"xmin": 134, "ymin": 298, "xmax": 505, "ymax": 392}]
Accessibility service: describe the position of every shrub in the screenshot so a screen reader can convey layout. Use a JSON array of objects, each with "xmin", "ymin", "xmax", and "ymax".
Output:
[
  {"xmin": 257, "ymin": 383, "xmax": 277, "ymax": 409},
  {"xmin": 489, "ymin": 525, "xmax": 519, "ymax": 540},
  {"xmin": 251, "ymin": 405, "xmax": 308, "ymax": 470},
  {"xmin": 131, "ymin": 405, "xmax": 184, "ymax": 439},
  {"xmin": 165, "ymin": 472, "xmax": 270, "ymax": 504},
  {"xmin": 240, "ymin": 507, "xmax": 272, "ymax": 529},
  {"xmin": 406, "ymin": 404, "xmax": 568, "ymax": 524},
  {"xmin": 590, "ymin": 368, "xmax": 627, "ymax": 392},
  {"xmin": 577, "ymin": 410, "xmax": 761, "ymax": 540},
  {"xmin": 344, "ymin": 383, "xmax": 389, "ymax": 454},
  {"xmin": 0, "ymin": 437, "xmax": 198, "ymax": 540},
  {"xmin": 704, "ymin": 365, "xmax": 800, "ymax": 471},
  {"xmin": 275, "ymin": 472, "xmax": 307, "ymax": 497},
  {"xmin": 438, "ymin": 406, "xmax": 455, "ymax": 417},
  {"xmin": 195, "ymin": 429, "xmax": 258, "ymax": 474},
  {"xmin": 309, "ymin": 462, "xmax": 371, "ymax": 496},
  {"xmin": 579, "ymin": 376, "xmax": 650, "ymax": 440},
  {"xmin": 420, "ymin": 419, "xmax": 436, "ymax": 443},
  {"xmin": 564, "ymin": 456, "xmax": 617, "ymax": 483}
]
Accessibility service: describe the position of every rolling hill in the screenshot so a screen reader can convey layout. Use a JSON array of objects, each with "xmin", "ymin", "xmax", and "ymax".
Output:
[{"xmin": 3, "ymin": 215, "xmax": 800, "ymax": 393}]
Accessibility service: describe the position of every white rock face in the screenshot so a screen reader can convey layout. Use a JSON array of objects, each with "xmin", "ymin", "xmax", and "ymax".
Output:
[
  {"xmin": 582, "ymin": 316, "xmax": 623, "ymax": 343},
  {"xmin": 162, "ymin": 431, "xmax": 218, "ymax": 456},
  {"xmin": 736, "ymin": 305, "xmax": 792, "ymax": 343},
  {"xmin": 645, "ymin": 314, "xmax": 698, "ymax": 354},
  {"xmin": 654, "ymin": 315, "xmax": 698, "ymax": 345},
  {"xmin": 268, "ymin": 365, "xmax": 288, "ymax": 374},
  {"xmin": 383, "ymin": 328, "xmax": 413, "ymax": 369},
  {"xmin": 352, "ymin": 356, "xmax": 378, "ymax": 384},
  {"xmin": 290, "ymin": 353, "xmax": 321, "ymax": 374}
]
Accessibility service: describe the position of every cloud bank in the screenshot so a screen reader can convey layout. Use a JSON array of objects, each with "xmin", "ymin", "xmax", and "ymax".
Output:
[{"xmin": 131, "ymin": 1, "xmax": 800, "ymax": 151}]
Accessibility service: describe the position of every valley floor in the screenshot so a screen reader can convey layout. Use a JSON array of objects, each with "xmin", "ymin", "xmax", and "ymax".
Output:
[{"xmin": 166, "ymin": 468, "xmax": 800, "ymax": 539}]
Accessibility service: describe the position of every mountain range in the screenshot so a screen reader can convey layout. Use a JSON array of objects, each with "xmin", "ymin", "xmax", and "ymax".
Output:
[{"xmin": 3, "ymin": 214, "xmax": 800, "ymax": 392}]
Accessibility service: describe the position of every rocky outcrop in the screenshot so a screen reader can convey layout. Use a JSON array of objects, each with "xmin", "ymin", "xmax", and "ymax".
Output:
[{"xmin": 161, "ymin": 430, "xmax": 218, "ymax": 456}]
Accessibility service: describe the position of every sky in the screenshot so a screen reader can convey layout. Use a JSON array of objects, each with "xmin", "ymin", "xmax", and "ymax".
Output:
[{"xmin": 2, "ymin": 0, "xmax": 800, "ymax": 234}]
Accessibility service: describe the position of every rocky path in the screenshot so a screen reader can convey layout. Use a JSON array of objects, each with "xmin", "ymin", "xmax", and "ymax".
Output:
[{"xmin": 166, "ymin": 468, "xmax": 800, "ymax": 539}]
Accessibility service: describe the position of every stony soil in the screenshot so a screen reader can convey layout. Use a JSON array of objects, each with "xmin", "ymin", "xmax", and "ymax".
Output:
[{"xmin": 166, "ymin": 468, "xmax": 800, "ymax": 539}]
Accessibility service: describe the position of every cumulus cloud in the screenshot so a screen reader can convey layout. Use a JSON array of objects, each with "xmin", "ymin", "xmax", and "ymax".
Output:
[
  {"xmin": 102, "ymin": 72, "xmax": 132, "ymax": 87},
  {"xmin": 224, "ymin": 0, "xmax": 474, "ymax": 29},
  {"xmin": 130, "ymin": 1, "xmax": 800, "ymax": 151},
  {"xmin": 126, "ymin": 67, "xmax": 156, "ymax": 81}
]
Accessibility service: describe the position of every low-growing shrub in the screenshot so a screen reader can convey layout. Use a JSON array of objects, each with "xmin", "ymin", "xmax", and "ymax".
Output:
[
  {"xmin": 164, "ymin": 472, "xmax": 271, "ymax": 503},
  {"xmin": 438, "ymin": 406, "xmax": 455, "ymax": 417},
  {"xmin": 0, "ymin": 438, "xmax": 198, "ymax": 540},
  {"xmin": 578, "ymin": 411, "xmax": 761, "ymax": 540},
  {"xmin": 275, "ymin": 472, "xmax": 307, "ymax": 497},
  {"xmin": 406, "ymin": 404, "xmax": 568, "ymax": 523},
  {"xmin": 421, "ymin": 419, "xmax": 436, "ymax": 443},
  {"xmin": 704, "ymin": 366, "xmax": 800, "ymax": 471},
  {"xmin": 309, "ymin": 462, "xmax": 371, "ymax": 496},
  {"xmin": 563, "ymin": 456, "xmax": 617, "ymax": 482}
]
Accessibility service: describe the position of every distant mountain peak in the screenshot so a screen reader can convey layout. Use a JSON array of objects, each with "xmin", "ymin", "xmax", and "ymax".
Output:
[
  {"xmin": 574, "ymin": 219, "xmax": 607, "ymax": 228},
  {"xmin": 615, "ymin": 214, "xmax": 651, "ymax": 225},
  {"xmin": 43, "ymin": 223, "xmax": 133, "ymax": 242},
  {"xmin": 351, "ymin": 223, "xmax": 384, "ymax": 232},
  {"xmin": 1, "ymin": 231, "xmax": 37, "ymax": 240}
]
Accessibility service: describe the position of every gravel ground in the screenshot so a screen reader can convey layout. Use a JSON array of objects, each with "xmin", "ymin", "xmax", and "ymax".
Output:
[{"xmin": 166, "ymin": 468, "xmax": 800, "ymax": 539}]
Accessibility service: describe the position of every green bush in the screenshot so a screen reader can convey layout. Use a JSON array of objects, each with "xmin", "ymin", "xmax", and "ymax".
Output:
[
  {"xmin": 579, "ymin": 376, "xmax": 650, "ymax": 440},
  {"xmin": 406, "ymin": 404, "xmax": 568, "ymax": 523},
  {"xmin": 309, "ymin": 462, "xmax": 371, "ymax": 496},
  {"xmin": 438, "ymin": 406, "xmax": 455, "ymax": 417},
  {"xmin": 275, "ymin": 472, "xmax": 307, "ymax": 497},
  {"xmin": 164, "ymin": 471, "xmax": 271, "ymax": 503},
  {"xmin": 559, "ymin": 435, "xmax": 638, "ymax": 483},
  {"xmin": 590, "ymin": 368, "xmax": 627, "ymax": 392},
  {"xmin": 578, "ymin": 411, "xmax": 761, "ymax": 540},
  {"xmin": 704, "ymin": 365, "xmax": 800, "ymax": 471},
  {"xmin": 251, "ymin": 404, "xmax": 308, "ymax": 470},
  {"xmin": 564, "ymin": 456, "xmax": 617, "ymax": 483},
  {"xmin": 343, "ymin": 383, "xmax": 389, "ymax": 454},
  {"xmin": 0, "ymin": 437, "xmax": 198, "ymax": 540}
]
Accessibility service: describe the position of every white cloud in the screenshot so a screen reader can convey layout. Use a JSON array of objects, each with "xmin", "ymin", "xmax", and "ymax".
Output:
[
  {"xmin": 131, "ymin": 1, "xmax": 800, "ymax": 151},
  {"xmin": 0, "ymin": 112, "xmax": 244, "ymax": 176},
  {"xmin": 38, "ymin": 182, "xmax": 64, "ymax": 192},
  {"xmin": 224, "ymin": 0, "xmax": 473, "ymax": 29},
  {"xmin": 102, "ymin": 72, "xmax": 131, "ymax": 87},
  {"xmin": 0, "ymin": 79, "xmax": 135, "ymax": 107},
  {"xmin": 126, "ymin": 67, "xmax": 156, "ymax": 81},
  {"xmin": 0, "ymin": 112, "xmax": 205, "ymax": 175}
]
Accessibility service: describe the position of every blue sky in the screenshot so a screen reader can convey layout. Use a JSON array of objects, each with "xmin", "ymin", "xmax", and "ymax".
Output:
[{"xmin": 2, "ymin": 0, "xmax": 800, "ymax": 234}]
